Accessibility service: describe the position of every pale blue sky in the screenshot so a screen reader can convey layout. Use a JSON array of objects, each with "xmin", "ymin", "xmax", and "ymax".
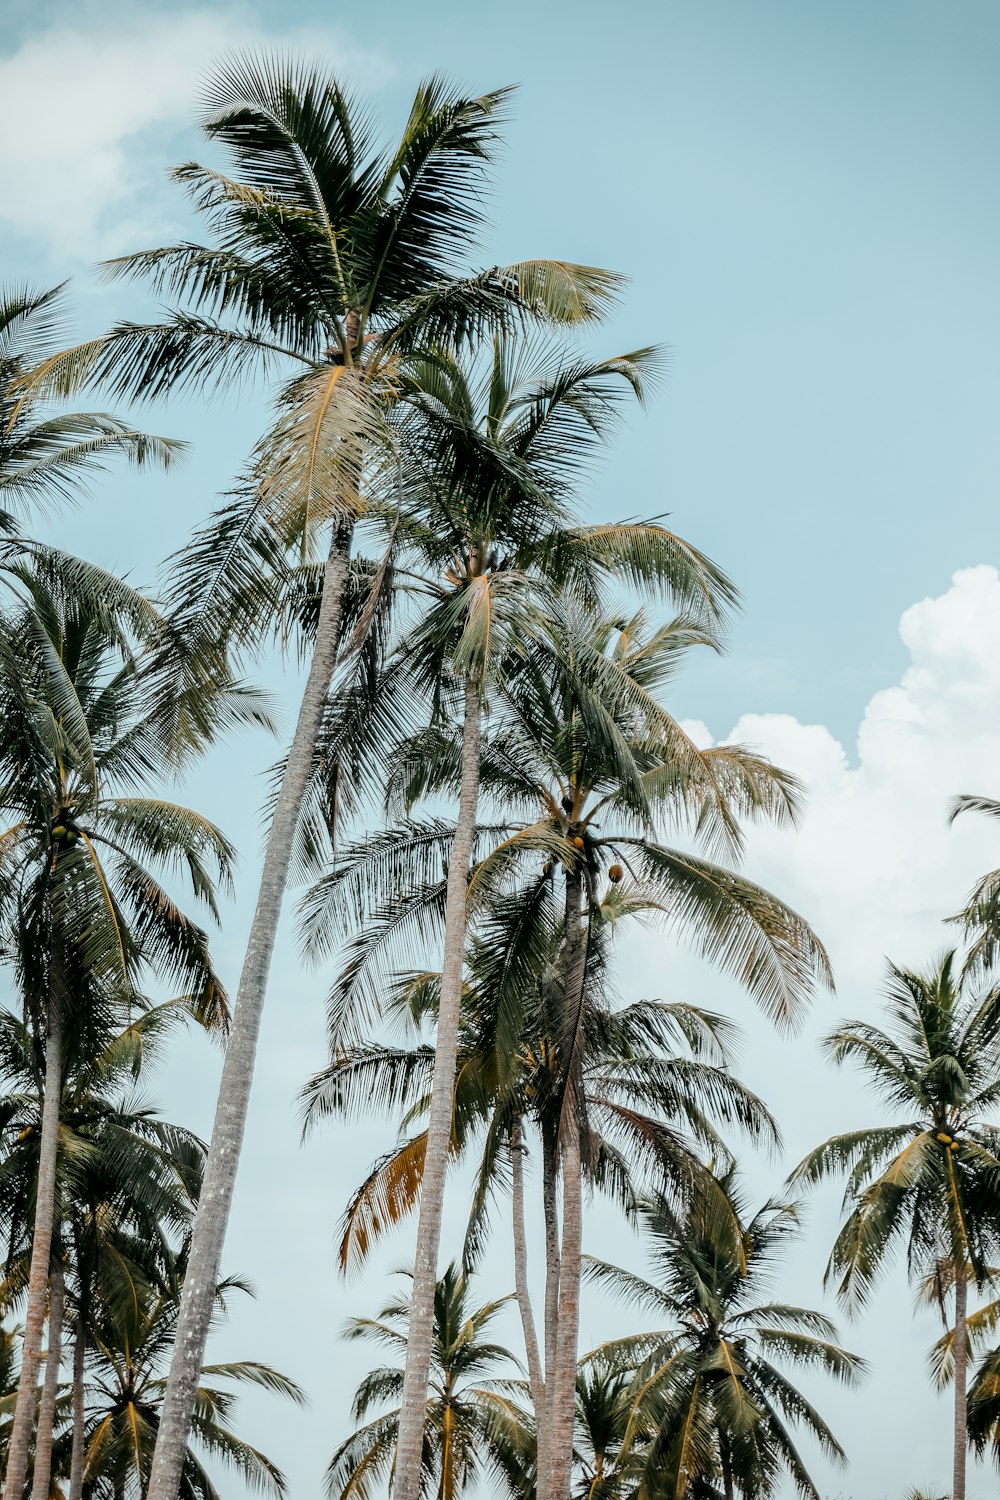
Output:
[{"xmin": 3, "ymin": 4, "xmax": 1000, "ymax": 1497}]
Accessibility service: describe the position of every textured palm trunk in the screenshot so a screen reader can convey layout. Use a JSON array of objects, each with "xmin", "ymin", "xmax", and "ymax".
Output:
[
  {"xmin": 546, "ymin": 1125, "xmax": 582, "ymax": 1500},
  {"xmin": 29, "ymin": 1256, "xmax": 64, "ymax": 1500},
  {"xmin": 146, "ymin": 518, "xmax": 355, "ymax": 1500},
  {"xmin": 393, "ymin": 677, "xmax": 481, "ymax": 1500},
  {"xmin": 953, "ymin": 1268, "xmax": 969, "ymax": 1500},
  {"xmin": 544, "ymin": 867, "xmax": 590, "ymax": 1500},
  {"xmin": 511, "ymin": 1118, "xmax": 545, "ymax": 1417},
  {"xmin": 68, "ymin": 1313, "xmax": 87, "ymax": 1500},
  {"xmin": 4, "ymin": 988, "xmax": 63, "ymax": 1500},
  {"xmin": 537, "ymin": 1133, "xmax": 561, "ymax": 1499}
]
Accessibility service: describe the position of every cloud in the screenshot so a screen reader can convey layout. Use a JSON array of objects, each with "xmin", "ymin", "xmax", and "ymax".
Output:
[{"xmin": 0, "ymin": 6, "xmax": 393, "ymax": 265}]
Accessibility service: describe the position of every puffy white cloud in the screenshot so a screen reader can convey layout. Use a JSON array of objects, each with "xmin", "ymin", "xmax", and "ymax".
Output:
[{"xmin": 0, "ymin": 6, "xmax": 392, "ymax": 263}]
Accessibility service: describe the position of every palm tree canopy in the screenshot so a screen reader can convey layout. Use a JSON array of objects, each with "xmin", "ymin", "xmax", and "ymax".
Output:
[
  {"xmin": 791, "ymin": 951, "xmax": 1000, "ymax": 1303},
  {"xmin": 326, "ymin": 1262, "xmax": 532, "ymax": 1500},
  {"xmin": 585, "ymin": 1179, "xmax": 863, "ymax": 1500}
]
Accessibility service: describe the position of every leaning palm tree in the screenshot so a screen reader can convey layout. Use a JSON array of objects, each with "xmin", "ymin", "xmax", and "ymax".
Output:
[
  {"xmin": 585, "ymin": 1180, "xmax": 863, "ymax": 1499},
  {"xmin": 0, "ymin": 579, "xmax": 232, "ymax": 1500},
  {"xmin": 327, "ymin": 1263, "xmax": 532, "ymax": 1500},
  {"xmin": 23, "ymin": 61, "xmax": 625, "ymax": 1499},
  {"xmin": 790, "ymin": 951, "xmax": 1000, "ymax": 1500}
]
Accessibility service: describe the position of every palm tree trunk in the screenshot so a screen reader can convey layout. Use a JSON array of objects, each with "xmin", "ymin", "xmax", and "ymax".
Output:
[
  {"xmin": 29, "ymin": 1256, "xmax": 64, "ymax": 1500},
  {"xmin": 393, "ymin": 676, "xmax": 481, "ymax": 1500},
  {"xmin": 146, "ymin": 518, "xmax": 355, "ymax": 1500},
  {"xmin": 511, "ymin": 1118, "xmax": 545, "ymax": 1417},
  {"xmin": 953, "ymin": 1267, "xmax": 969, "ymax": 1500},
  {"xmin": 546, "ymin": 1125, "xmax": 582, "ymax": 1500},
  {"xmin": 537, "ymin": 1132, "xmax": 561, "ymax": 1499},
  {"xmin": 545, "ymin": 866, "xmax": 590, "ymax": 1500},
  {"xmin": 4, "ymin": 987, "xmax": 64, "ymax": 1500},
  {"xmin": 68, "ymin": 1312, "xmax": 87, "ymax": 1500}
]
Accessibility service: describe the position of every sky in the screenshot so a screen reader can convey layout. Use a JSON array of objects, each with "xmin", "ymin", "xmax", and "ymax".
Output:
[{"xmin": 2, "ymin": 2, "xmax": 1000, "ymax": 1496}]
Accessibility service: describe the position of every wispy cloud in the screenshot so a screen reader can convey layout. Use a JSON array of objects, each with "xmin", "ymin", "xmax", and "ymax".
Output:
[{"xmin": 0, "ymin": 5, "xmax": 393, "ymax": 269}]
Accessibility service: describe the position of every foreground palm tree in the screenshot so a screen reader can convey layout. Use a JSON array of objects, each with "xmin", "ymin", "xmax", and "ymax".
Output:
[
  {"xmin": 791, "ymin": 952, "xmax": 1000, "ymax": 1500},
  {"xmin": 586, "ymin": 1181, "xmax": 863, "ymax": 1498},
  {"xmin": 0, "ymin": 581, "xmax": 231, "ymax": 1500},
  {"xmin": 26, "ymin": 61, "xmax": 622, "ymax": 1499},
  {"xmin": 327, "ymin": 1263, "xmax": 531, "ymax": 1500}
]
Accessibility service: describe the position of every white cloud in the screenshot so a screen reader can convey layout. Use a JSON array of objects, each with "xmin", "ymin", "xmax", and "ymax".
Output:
[{"xmin": 0, "ymin": 6, "xmax": 393, "ymax": 263}]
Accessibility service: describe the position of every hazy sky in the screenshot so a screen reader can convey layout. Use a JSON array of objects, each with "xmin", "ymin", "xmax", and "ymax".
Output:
[{"xmin": 2, "ymin": 3, "xmax": 1000, "ymax": 1497}]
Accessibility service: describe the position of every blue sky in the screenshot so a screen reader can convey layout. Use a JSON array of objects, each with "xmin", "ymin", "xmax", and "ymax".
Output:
[{"xmin": 3, "ymin": 3, "xmax": 1000, "ymax": 1496}]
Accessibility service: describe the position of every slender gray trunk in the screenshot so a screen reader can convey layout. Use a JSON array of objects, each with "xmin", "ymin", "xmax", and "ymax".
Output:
[
  {"xmin": 538, "ymin": 1131, "xmax": 561, "ymax": 1498},
  {"xmin": 4, "ymin": 987, "xmax": 63, "ymax": 1500},
  {"xmin": 953, "ymin": 1268, "xmax": 968, "ymax": 1500},
  {"xmin": 29, "ymin": 1256, "xmax": 64, "ymax": 1500},
  {"xmin": 546, "ymin": 1126, "xmax": 582, "ymax": 1500},
  {"xmin": 146, "ymin": 520, "xmax": 355, "ymax": 1500},
  {"xmin": 392, "ymin": 677, "xmax": 481, "ymax": 1500},
  {"xmin": 544, "ymin": 866, "xmax": 590, "ymax": 1500},
  {"xmin": 68, "ymin": 1315, "xmax": 86, "ymax": 1500},
  {"xmin": 511, "ymin": 1118, "xmax": 545, "ymax": 1417}
]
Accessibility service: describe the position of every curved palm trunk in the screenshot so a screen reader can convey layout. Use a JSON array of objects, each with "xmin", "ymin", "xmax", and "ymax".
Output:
[
  {"xmin": 393, "ymin": 678, "xmax": 481, "ymax": 1500},
  {"xmin": 29, "ymin": 1256, "xmax": 64, "ymax": 1500},
  {"xmin": 511, "ymin": 1118, "xmax": 545, "ymax": 1417},
  {"xmin": 954, "ymin": 1268, "xmax": 969, "ymax": 1500},
  {"xmin": 146, "ymin": 519, "xmax": 355, "ymax": 1500},
  {"xmin": 4, "ymin": 991, "xmax": 63, "ymax": 1500},
  {"xmin": 68, "ymin": 1313, "xmax": 87, "ymax": 1500}
]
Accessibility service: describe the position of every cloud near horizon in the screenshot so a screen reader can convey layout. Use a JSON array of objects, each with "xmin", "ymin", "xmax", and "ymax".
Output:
[{"xmin": 0, "ymin": 7, "xmax": 393, "ymax": 267}]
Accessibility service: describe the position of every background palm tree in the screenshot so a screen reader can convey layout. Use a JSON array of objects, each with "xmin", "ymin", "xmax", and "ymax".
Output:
[
  {"xmin": 0, "ymin": 578, "xmax": 232, "ymax": 1500},
  {"xmin": 949, "ymin": 795, "xmax": 1000, "ymax": 973},
  {"xmin": 60, "ymin": 1262, "xmax": 303, "ymax": 1500},
  {"xmin": 326, "ymin": 1263, "xmax": 531, "ymax": 1500},
  {"xmin": 25, "ymin": 61, "xmax": 623, "ymax": 1498},
  {"xmin": 790, "ymin": 951, "xmax": 1000, "ymax": 1500},
  {"xmin": 585, "ymin": 1179, "xmax": 863, "ymax": 1500}
]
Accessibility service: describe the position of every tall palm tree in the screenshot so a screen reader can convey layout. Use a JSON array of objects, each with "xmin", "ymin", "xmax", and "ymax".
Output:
[
  {"xmin": 585, "ymin": 1181, "xmax": 863, "ymax": 1499},
  {"xmin": 0, "ymin": 579, "xmax": 232, "ymax": 1500},
  {"xmin": 346, "ymin": 334, "xmax": 738, "ymax": 1495},
  {"xmin": 25, "ymin": 63, "xmax": 623, "ymax": 1498},
  {"xmin": 790, "ymin": 951, "xmax": 1000, "ymax": 1500},
  {"xmin": 309, "ymin": 603, "xmax": 830, "ymax": 1500},
  {"xmin": 327, "ymin": 1263, "xmax": 532, "ymax": 1500}
]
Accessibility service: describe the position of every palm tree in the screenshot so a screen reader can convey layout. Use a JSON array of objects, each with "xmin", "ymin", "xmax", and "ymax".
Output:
[
  {"xmin": 326, "ymin": 1263, "xmax": 532, "ymax": 1500},
  {"xmin": 949, "ymin": 796, "xmax": 1000, "ymax": 973},
  {"xmin": 309, "ymin": 603, "xmax": 830, "ymax": 1500},
  {"xmin": 346, "ymin": 333, "xmax": 740, "ymax": 1494},
  {"xmin": 60, "ymin": 1264, "xmax": 303, "ymax": 1500},
  {"xmin": 0, "ymin": 1003, "xmax": 208, "ymax": 1500},
  {"xmin": 571, "ymin": 1353, "xmax": 645, "ymax": 1500},
  {"xmin": 0, "ymin": 579, "xmax": 232, "ymax": 1500},
  {"xmin": 24, "ymin": 62, "xmax": 624, "ymax": 1497},
  {"xmin": 301, "ymin": 910, "xmax": 778, "ymax": 1418},
  {"xmin": 585, "ymin": 1181, "xmax": 863, "ymax": 1499},
  {"xmin": 790, "ymin": 951, "xmax": 1000, "ymax": 1500}
]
